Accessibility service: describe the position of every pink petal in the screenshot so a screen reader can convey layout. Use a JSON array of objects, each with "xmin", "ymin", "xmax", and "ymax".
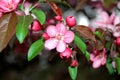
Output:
[
  {"xmin": 56, "ymin": 23, "xmax": 67, "ymax": 34},
  {"xmin": 90, "ymin": 54, "xmax": 95, "ymax": 61},
  {"xmin": 64, "ymin": 31, "xmax": 74, "ymax": 43},
  {"xmin": 101, "ymin": 11, "xmax": 109, "ymax": 23},
  {"xmin": 46, "ymin": 25, "xmax": 57, "ymax": 37},
  {"xmin": 45, "ymin": 38, "xmax": 58, "ymax": 50},
  {"xmin": 101, "ymin": 57, "xmax": 106, "ymax": 65},
  {"xmin": 56, "ymin": 41, "xmax": 66, "ymax": 52},
  {"xmin": 94, "ymin": 21, "xmax": 106, "ymax": 27},
  {"xmin": 109, "ymin": 12, "xmax": 115, "ymax": 24},
  {"xmin": 93, "ymin": 60, "xmax": 101, "ymax": 68},
  {"xmin": 114, "ymin": 16, "xmax": 120, "ymax": 25}
]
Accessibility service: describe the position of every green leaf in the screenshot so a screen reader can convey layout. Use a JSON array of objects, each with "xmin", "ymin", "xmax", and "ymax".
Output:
[
  {"xmin": 16, "ymin": 15, "xmax": 33, "ymax": 43},
  {"xmin": 94, "ymin": 31, "xmax": 102, "ymax": 40},
  {"xmin": 106, "ymin": 58, "xmax": 114, "ymax": 74},
  {"xmin": 32, "ymin": 9, "xmax": 46, "ymax": 25},
  {"xmin": 115, "ymin": 57, "xmax": 120, "ymax": 74},
  {"xmin": 28, "ymin": 38, "xmax": 44, "ymax": 61},
  {"xmin": 74, "ymin": 34, "xmax": 86, "ymax": 54},
  {"xmin": 0, "ymin": 12, "xmax": 17, "ymax": 52},
  {"xmin": 68, "ymin": 66, "xmax": 77, "ymax": 80},
  {"xmin": 85, "ymin": 51, "xmax": 90, "ymax": 61}
]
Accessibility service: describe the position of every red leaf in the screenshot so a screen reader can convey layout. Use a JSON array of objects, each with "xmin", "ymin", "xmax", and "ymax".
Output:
[
  {"xmin": 47, "ymin": 1, "xmax": 62, "ymax": 16},
  {"xmin": 0, "ymin": 12, "xmax": 17, "ymax": 52}
]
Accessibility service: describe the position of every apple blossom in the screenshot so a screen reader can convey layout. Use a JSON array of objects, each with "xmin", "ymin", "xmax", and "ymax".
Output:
[
  {"xmin": 0, "ymin": 0, "xmax": 21, "ymax": 13},
  {"xmin": 94, "ymin": 11, "xmax": 120, "ymax": 29},
  {"xmin": 31, "ymin": 20, "xmax": 42, "ymax": 31},
  {"xmin": 60, "ymin": 47, "xmax": 72, "ymax": 59},
  {"xmin": 44, "ymin": 23, "xmax": 74, "ymax": 52},
  {"xmin": 90, "ymin": 48, "xmax": 107, "ymax": 68},
  {"xmin": 66, "ymin": 16, "xmax": 76, "ymax": 27}
]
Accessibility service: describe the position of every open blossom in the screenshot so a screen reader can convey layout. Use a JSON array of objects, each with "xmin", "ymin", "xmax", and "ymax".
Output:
[
  {"xmin": 0, "ymin": 0, "xmax": 21, "ymax": 13},
  {"xmin": 93, "ymin": 10, "xmax": 120, "ymax": 30},
  {"xmin": 44, "ymin": 23, "xmax": 74, "ymax": 52},
  {"xmin": 90, "ymin": 48, "xmax": 107, "ymax": 68}
]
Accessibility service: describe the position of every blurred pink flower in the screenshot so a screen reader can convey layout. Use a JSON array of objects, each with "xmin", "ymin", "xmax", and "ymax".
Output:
[
  {"xmin": 44, "ymin": 23, "xmax": 74, "ymax": 52},
  {"xmin": 94, "ymin": 11, "xmax": 116, "ymax": 30},
  {"xmin": 60, "ymin": 47, "xmax": 72, "ymax": 59},
  {"xmin": 0, "ymin": 0, "xmax": 20, "ymax": 13},
  {"xmin": 90, "ymin": 48, "xmax": 107, "ymax": 68}
]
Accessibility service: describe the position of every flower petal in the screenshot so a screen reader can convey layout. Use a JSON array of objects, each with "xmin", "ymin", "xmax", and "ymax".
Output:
[
  {"xmin": 46, "ymin": 25, "xmax": 57, "ymax": 37},
  {"xmin": 109, "ymin": 12, "xmax": 115, "ymax": 24},
  {"xmin": 64, "ymin": 31, "xmax": 74, "ymax": 43},
  {"xmin": 56, "ymin": 23, "xmax": 67, "ymax": 34},
  {"xmin": 114, "ymin": 16, "xmax": 120, "ymax": 25},
  {"xmin": 45, "ymin": 38, "xmax": 58, "ymax": 50},
  {"xmin": 101, "ymin": 11, "xmax": 109, "ymax": 23},
  {"xmin": 56, "ymin": 41, "xmax": 66, "ymax": 52},
  {"xmin": 92, "ymin": 60, "xmax": 101, "ymax": 68}
]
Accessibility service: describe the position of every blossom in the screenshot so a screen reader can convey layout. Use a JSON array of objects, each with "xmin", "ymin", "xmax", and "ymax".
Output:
[
  {"xmin": 90, "ymin": 48, "xmax": 107, "ymax": 68},
  {"xmin": 0, "ymin": 0, "xmax": 20, "ymax": 13},
  {"xmin": 60, "ymin": 47, "xmax": 72, "ymax": 58},
  {"xmin": 44, "ymin": 23, "xmax": 74, "ymax": 52},
  {"xmin": 93, "ymin": 11, "xmax": 116, "ymax": 30}
]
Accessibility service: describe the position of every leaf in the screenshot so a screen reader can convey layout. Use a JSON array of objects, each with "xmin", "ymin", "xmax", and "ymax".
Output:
[
  {"xmin": 32, "ymin": 9, "xmax": 46, "ymax": 25},
  {"xmin": 94, "ymin": 31, "xmax": 102, "ymax": 41},
  {"xmin": 106, "ymin": 58, "xmax": 114, "ymax": 74},
  {"xmin": 0, "ymin": 12, "xmax": 17, "ymax": 52},
  {"xmin": 95, "ymin": 40, "xmax": 104, "ymax": 50},
  {"xmin": 85, "ymin": 51, "xmax": 90, "ymax": 61},
  {"xmin": 47, "ymin": 1, "xmax": 62, "ymax": 16},
  {"xmin": 16, "ymin": 15, "xmax": 33, "ymax": 43},
  {"xmin": 28, "ymin": 38, "xmax": 44, "ymax": 61},
  {"xmin": 74, "ymin": 25, "xmax": 96, "ymax": 42},
  {"xmin": 115, "ymin": 57, "xmax": 120, "ymax": 74},
  {"xmin": 68, "ymin": 66, "xmax": 77, "ymax": 80},
  {"xmin": 74, "ymin": 34, "xmax": 86, "ymax": 54}
]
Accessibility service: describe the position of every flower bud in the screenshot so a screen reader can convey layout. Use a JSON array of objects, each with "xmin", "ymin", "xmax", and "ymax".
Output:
[
  {"xmin": 116, "ymin": 37, "xmax": 120, "ymax": 46},
  {"xmin": 54, "ymin": 15, "xmax": 62, "ymax": 21},
  {"xmin": 71, "ymin": 60, "xmax": 78, "ymax": 67},
  {"xmin": 60, "ymin": 48, "xmax": 72, "ymax": 59},
  {"xmin": 66, "ymin": 16, "xmax": 76, "ymax": 27},
  {"xmin": 31, "ymin": 20, "xmax": 42, "ymax": 31},
  {"xmin": 42, "ymin": 33, "xmax": 50, "ymax": 40}
]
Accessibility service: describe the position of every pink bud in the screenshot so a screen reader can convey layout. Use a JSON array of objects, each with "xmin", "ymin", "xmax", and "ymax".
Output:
[
  {"xmin": 60, "ymin": 48, "xmax": 72, "ymax": 59},
  {"xmin": 71, "ymin": 60, "xmax": 78, "ymax": 67},
  {"xmin": 116, "ymin": 37, "xmax": 120, "ymax": 46},
  {"xmin": 66, "ymin": 16, "xmax": 76, "ymax": 27},
  {"xmin": 54, "ymin": 15, "xmax": 62, "ymax": 21},
  {"xmin": 31, "ymin": 20, "xmax": 42, "ymax": 31},
  {"xmin": 42, "ymin": 33, "xmax": 50, "ymax": 40}
]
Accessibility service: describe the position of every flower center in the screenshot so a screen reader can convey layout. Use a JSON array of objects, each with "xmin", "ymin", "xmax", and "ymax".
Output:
[
  {"xmin": 56, "ymin": 34, "xmax": 62, "ymax": 40},
  {"xmin": 8, "ymin": 3, "xmax": 14, "ymax": 10}
]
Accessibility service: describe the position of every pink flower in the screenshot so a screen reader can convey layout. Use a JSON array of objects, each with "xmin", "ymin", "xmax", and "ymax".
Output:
[
  {"xmin": 90, "ymin": 48, "xmax": 107, "ymax": 68},
  {"xmin": 60, "ymin": 47, "xmax": 72, "ymax": 58},
  {"xmin": 44, "ymin": 23, "xmax": 74, "ymax": 52},
  {"xmin": 0, "ymin": 0, "xmax": 20, "ymax": 13},
  {"xmin": 94, "ymin": 11, "xmax": 116, "ymax": 30}
]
